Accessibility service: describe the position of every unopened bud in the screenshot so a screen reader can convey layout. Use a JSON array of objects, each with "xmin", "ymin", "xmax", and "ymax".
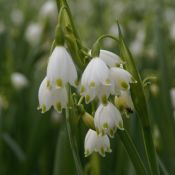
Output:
[{"xmin": 82, "ymin": 112, "xmax": 95, "ymax": 130}]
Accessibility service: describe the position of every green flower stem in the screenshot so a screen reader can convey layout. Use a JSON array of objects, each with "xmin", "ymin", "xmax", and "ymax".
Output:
[
  {"xmin": 56, "ymin": 0, "xmax": 86, "ymax": 68},
  {"xmin": 65, "ymin": 107, "xmax": 83, "ymax": 175},
  {"xmin": 118, "ymin": 129, "xmax": 148, "ymax": 175},
  {"xmin": 57, "ymin": 0, "xmax": 81, "ymax": 46},
  {"xmin": 117, "ymin": 24, "xmax": 159, "ymax": 175}
]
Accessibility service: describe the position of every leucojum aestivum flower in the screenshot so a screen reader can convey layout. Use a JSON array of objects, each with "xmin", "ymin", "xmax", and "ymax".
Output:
[
  {"xmin": 38, "ymin": 39, "xmax": 135, "ymax": 157},
  {"xmin": 38, "ymin": 0, "xmax": 136, "ymax": 158},
  {"xmin": 37, "ymin": 2, "xmax": 137, "ymax": 159}
]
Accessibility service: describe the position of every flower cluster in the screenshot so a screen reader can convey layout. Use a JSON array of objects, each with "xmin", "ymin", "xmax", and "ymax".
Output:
[
  {"xmin": 38, "ymin": 44, "xmax": 135, "ymax": 158},
  {"xmin": 82, "ymin": 50, "xmax": 135, "ymax": 157}
]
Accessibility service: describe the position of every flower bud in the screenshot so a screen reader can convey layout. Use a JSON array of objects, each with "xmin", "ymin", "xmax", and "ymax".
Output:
[{"xmin": 82, "ymin": 112, "xmax": 95, "ymax": 130}]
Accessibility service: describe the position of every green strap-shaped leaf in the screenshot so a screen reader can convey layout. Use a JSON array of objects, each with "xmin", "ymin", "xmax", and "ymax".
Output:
[{"xmin": 117, "ymin": 23, "xmax": 159, "ymax": 175}]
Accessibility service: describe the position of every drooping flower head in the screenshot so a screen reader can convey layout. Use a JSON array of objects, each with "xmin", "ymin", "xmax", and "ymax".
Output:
[
  {"xmin": 80, "ymin": 57, "xmax": 111, "ymax": 104},
  {"xmin": 84, "ymin": 129, "xmax": 111, "ymax": 157},
  {"xmin": 38, "ymin": 77, "xmax": 52, "ymax": 113},
  {"xmin": 38, "ymin": 77, "xmax": 68, "ymax": 113},
  {"xmin": 94, "ymin": 102, "xmax": 123, "ymax": 138},
  {"xmin": 110, "ymin": 67, "xmax": 134, "ymax": 92},
  {"xmin": 47, "ymin": 46, "xmax": 78, "ymax": 89},
  {"xmin": 115, "ymin": 90, "xmax": 134, "ymax": 114}
]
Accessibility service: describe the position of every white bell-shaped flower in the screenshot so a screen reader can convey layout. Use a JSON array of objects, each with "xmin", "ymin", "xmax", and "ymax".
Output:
[
  {"xmin": 38, "ymin": 77, "xmax": 52, "ymax": 113},
  {"xmin": 99, "ymin": 50, "xmax": 123, "ymax": 67},
  {"xmin": 80, "ymin": 57, "xmax": 111, "ymax": 103},
  {"xmin": 84, "ymin": 129, "xmax": 111, "ymax": 157},
  {"xmin": 94, "ymin": 102, "xmax": 123, "ymax": 138},
  {"xmin": 39, "ymin": 1, "xmax": 57, "ymax": 22},
  {"xmin": 47, "ymin": 46, "xmax": 78, "ymax": 88},
  {"xmin": 115, "ymin": 90, "xmax": 134, "ymax": 114},
  {"xmin": 110, "ymin": 67, "xmax": 134, "ymax": 92},
  {"xmin": 38, "ymin": 77, "xmax": 68, "ymax": 113},
  {"xmin": 52, "ymin": 86, "xmax": 68, "ymax": 113},
  {"xmin": 11, "ymin": 72, "xmax": 28, "ymax": 90},
  {"xmin": 25, "ymin": 22, "xmax": 42, "ymax": 46}
]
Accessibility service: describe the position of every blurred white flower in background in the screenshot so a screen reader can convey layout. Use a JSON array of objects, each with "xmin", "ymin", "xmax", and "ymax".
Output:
[
  {"xmin": 170, "ymin": 88, "xmax": 175, "ymax": 109},
  {"xmin": 130, "ymin": 28, "xmax": 145, "ymax": 57},
  {"xmin": 25, "ymin": 22, "xmax": 43, "ymax": 46},
  {"xmin": 11, "ymin": 9, "xmax": 24, "ymax": 26},
  {"xmin": 164, "ymin": 8, "xmax": 175, "ymax": 25},
  {"xmin": 39, "ymin": 1, "xmax": 57, "ymax": 22},
  {"xmin": 11, "ymin": 72, "xmax": 28, "ymax": 90},
  {"xmin": 170, "ymin": 22, "xmax": 175, "ymax": 41}
]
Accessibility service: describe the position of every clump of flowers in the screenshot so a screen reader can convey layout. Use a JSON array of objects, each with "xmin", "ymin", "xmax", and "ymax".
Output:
[{"xmin": 37, "ymin": 1, "xmax": 136, "ymax": 157}]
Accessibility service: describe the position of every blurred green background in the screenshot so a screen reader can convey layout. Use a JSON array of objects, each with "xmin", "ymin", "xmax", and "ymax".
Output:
[{"xmin": 0, "ymin": 0, "xmax": 175, "ymax": 174}]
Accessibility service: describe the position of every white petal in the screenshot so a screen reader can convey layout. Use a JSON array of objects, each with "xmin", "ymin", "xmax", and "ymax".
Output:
[
  {"xmin": 47, "ymin": 46, "xmax": 77, "ymax": 88},
  {"xmin": 99, "ymin": 50, "xmax": 123, "ymax": 67},
  {"xmin": 51, "ymin": 86, "xmax": 68, "ymax": 113},
  {"xmin": 110, "ymin": 67, "xmax": 133, "ymax": 91},
  {"xmin": 84, "ymin": 129, "xmax": 97, "ymax": 156},
  {"xmin": 38, "ymin": 77, "xmax": 52, "ymax": 113}
]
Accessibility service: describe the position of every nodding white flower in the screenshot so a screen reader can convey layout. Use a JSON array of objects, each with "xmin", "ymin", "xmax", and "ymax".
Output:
[
  {"xmin": 11, "ymin": 72, "xmax": 28, "ymax": 90},
  {"xmin": 170, "ymin": 88, "xmax": 175, "ymax": 109},
  {"xmin": 94, "ymin": 102, "xmax": 123, "ymax": 138},
  {"xmin": 84, "ymin": 129, "xmax": 111, "ymax": 157},
  {"xmin": 80, "ymin": 57, "xmax": 111, "ymax": 103},
  {"xmin": 38, "ymin": 77, "xmax": 52, "ymax": 113},
  {"xmin": 38, "ymin": 77, "xmax": 68, "ymax": 113},
  {"xmin": 25, "ymin": 22, "xmax": 42, "ymax": 46},
  {"xmin": 99, "ymin": 50, "xmax": 123, "ymax": 67},
  {"xmin": 11, "ymin": 9, "xmax": 24, "ymax": 26},
  {"xmin": 46, "ymin": 46, "xmax": 78, "ymax": 89},
  {"xmin": 39, "ymin": 1, "xmax": 57, "ymax": 22},
  {"xmin": 170, "ymin": 22, "xmax": 175, "ymax": 40},
  {"xmin": 110, "ymin": 67, "xmax": 134, "ymax": 92},
  {"xmin": 115, "ymin": 90, "xmax": 134, "ymax": 114}
]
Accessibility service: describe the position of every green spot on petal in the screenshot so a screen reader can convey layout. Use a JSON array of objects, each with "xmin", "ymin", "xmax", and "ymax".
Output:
[
  {"xmin": 109, "ymin": 129, "xmax": 114, "ymax": 138},
  {"xmin": 56, "ymin": 102, "xmax": 62, "ymax": 112},
  {"xmin": 85, "ymin": 95, "xmax": 90, "ymax": 103},
  {"xmin": 101, "ymin": 95, "xmax": 108, "ymax": 105},
  {"xmin": 41, "ymin": 104, "xmax": 46, "ymax": 113},
  {"xmin": 103, "ymin": 122, "xmax": 109, "ymax": 129},
  {"xmin": 121, "ymin": 81, "xmax": 128, "ymax": 89},
  {"xmin": 56, "ymin": 79, "xmax": 62, "ymax": 88},
  {"xmin": 118, "ymin": 121, "xmax": 124, "ymax": 129},
  {"xmin": 100, "ymin": 147, "xmax": 105, "ymax": 157},
  {"xmin": 80, "ymin": 85, "xmax": 85, "ymax": 93},
  {"xmin": 96, "ymin": 128, "xmax": 100, "ymax": 135},
  {"xmin": 90, "ymin": 81, "xmax": 95, "ymax": 88},
  {"xmin": 105, "ymin": 79, "xmax": 111, "ymax": 85},
  {"xmin": 115, "ymin": 63, "xmax": 120, "ymax": 67}
]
